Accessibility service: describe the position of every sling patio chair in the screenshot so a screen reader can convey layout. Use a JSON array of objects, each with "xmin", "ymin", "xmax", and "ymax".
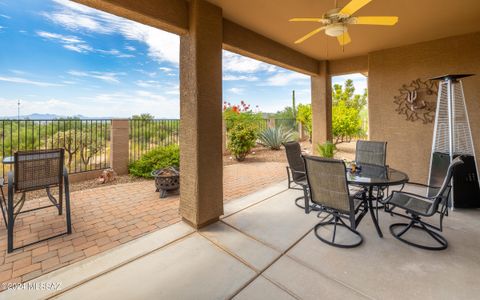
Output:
[
  {"xmin": 383, "ymin": 156, "xmax": 463, "ymax": 250},
  {"xmin": 355, "ymin": 140, "xmax": 387, "ymax": 166},
  {"xmin": 354, "ymin": 140, "xmax": 390, "ymax": 202},
  {"xmin": 284, "ymin": 141, "xmax": 319, "ymax": 211},
  {"xmin": 303, "ymin": 155, "xmax": 368, "ymax": 248},
  {"xmin": 1, "ymin": 149, "xmax": 72, "ymax": 253}
]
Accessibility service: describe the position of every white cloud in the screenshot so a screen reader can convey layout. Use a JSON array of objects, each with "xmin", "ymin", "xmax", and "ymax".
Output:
[
  {"xmin": 0, "ymin": 76, "xmax": 63, "ymax": 87},
  {"xmin": 68, "ymin": 70, "xmax": 125, "ymax": 83},
  {"xmin": 263, "ymin": 72, "xmax": 309, "ymax": 86},
  {"xmin": 0, "ymin": 14, "xmax": 10, "ymax": 19},
  {"xmin": 63, "ymin": 43, "xmax": 93, "ymax": 53},
  {"xmin": 165, "ymin": 84, "xmax": 179, "ymax": 95},
  {"xmin": 37, "ymin": 31, "xmax": 82, "ymax": 43},
  {"xmin": 37, "ymin": 30, "xmax": 93, "ymax": 53},
  {"xmin": 227, "ymin": 87, "xmax": 244, "ymax": 95},
  {"xmin": 223, "ymin": 51, "xmax": 277, "ymax": 73},
  {"xmin": 223, "ymin": 74, "xmax": 259, "ymax": 81},
  {"xmin": 135, "ymin": 80, "xmax": 161, "ymax": 88},
  {"xmin": 125, "ymin": 45, "xmax": 136, "ymax": 51},
  {"xmin": 44, "ymin": 0, "xmax": 179, "ymax": 64},
  {"xmin": 135, "ymin": 69, "xmax": 157, "ymax": 78},
  {"xmin": 9, "ymin": 69, "xmax": 28, "ymax": 75},
  {"xmin": 37, "ymin": 30, "xmax": 132, "ymax": 57},
  {"xmin": 62, "ymin": 80, "xmax": 76, "ymax": 85}
]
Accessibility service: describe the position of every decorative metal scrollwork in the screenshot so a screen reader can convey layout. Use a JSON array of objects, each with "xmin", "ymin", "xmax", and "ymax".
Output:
[{"xmin": 393, "ymin": 78, "xmax": 438, "ymax": 124}]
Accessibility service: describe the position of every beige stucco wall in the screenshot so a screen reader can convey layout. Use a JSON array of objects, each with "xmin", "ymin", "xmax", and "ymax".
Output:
[
  {"xmin": 329, "ymin": 55, "xmax": 368, "ymax": 76},
  {"xmin": 369, "ymin": 32, "xmax": 480, "ymax": 183}
]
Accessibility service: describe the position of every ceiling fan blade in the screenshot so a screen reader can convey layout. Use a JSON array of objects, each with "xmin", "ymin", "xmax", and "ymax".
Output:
[
  {"xmin": 354, "ymin": 16, "xmax": 399, "ymax": 25},
  {"xmin": 337, "ymin": 32, "xmax": 352, "ymax": 46},
  {"xmin": 294, "ymin": 26, "xmax": 326, "ymax": 44},
  {"xmin": 289, "ymin": 18, "xmax": 328, "ymax": 23},
  {"xmin": 339, "ymin": 0, "xmax": 372, "ymax": 16}
]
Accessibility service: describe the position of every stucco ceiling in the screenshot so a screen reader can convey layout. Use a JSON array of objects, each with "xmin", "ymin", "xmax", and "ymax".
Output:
[{"xmin": 207, "ymin": 0, "xmax": 480, "ymax": 60}]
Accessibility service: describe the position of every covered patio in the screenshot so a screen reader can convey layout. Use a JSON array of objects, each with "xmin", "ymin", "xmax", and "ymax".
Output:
[
  {"xmin": 65, "ymin": 0, "xmax": 480, "ymax": 229},
  {"xmin": 2, "ymin": 0, "xmax": 480, "ymax": 298},
  {"xmin": 4, "ymin": 183, "xmax": 480, "ymax": 299}
]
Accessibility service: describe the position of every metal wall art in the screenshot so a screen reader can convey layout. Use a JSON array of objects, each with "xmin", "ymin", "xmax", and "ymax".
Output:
[{"xmin": 393, "ymin": 78, "xmax": 438, "ymax": 124}]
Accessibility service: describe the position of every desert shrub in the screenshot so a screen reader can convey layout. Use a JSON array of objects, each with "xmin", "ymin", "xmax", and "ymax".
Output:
[
  {"xmin": 228, "ymin": 123, "xmax": 257, "ymax": 161},
  {"xmin": 332, "ymin": 79, "xmax": 367, "ymax": 144},
  {"xmin": 296, "ymin": 104, "xmax": 312, "ymax": 140},
  {"xmin": 258, "ymin": 127, "xmax": 295, "ymax": 150},
  {"xmin": 223, "ymin": 101, "xmax": 263, "ymax": 131},
  {"xmin": 129, "ymin": 144, "xmax": 180, "ymax": 178},
  {"xmin": 316, "ymin": 141, "xmax": 336, "ymax": 158},
  {"xmin": 332, "ymin": 100, "xmax": 363, "ymax": 144}
]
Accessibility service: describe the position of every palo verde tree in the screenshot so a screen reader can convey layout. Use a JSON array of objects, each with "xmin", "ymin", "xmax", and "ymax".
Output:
[{"xmin": 332, "ymin": 79, "xmax": 368, "ymax": 144}]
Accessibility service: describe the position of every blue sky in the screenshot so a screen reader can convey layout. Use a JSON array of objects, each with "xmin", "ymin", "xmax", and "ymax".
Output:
[{"xmin": 0, "ymin": 0, "xmax": 366, "ymax": 118}]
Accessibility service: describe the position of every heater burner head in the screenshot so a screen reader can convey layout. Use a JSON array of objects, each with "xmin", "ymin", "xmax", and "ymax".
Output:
[{"xmin": 430, "ymin": 74, "xmax": 475, "ymax": 82}]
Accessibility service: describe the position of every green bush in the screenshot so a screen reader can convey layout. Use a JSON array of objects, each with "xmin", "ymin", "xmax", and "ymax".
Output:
[
  {"xmin": 228, "ymin": 123, "xmax": 257, "ymax": 161},
  {"xmin": 223, "ymin": 101, "xmax": 263, "ymax": 132},
  {"xmin": 332, "ymin": 79, "xmax": 367, "ymax": 144},
  {"xmin": 258, "ymin": 126, "xmax": 295, "ymax": 150},
  {"xmin": 316, "ymin": 141, "xmax": 336, "ymax": 158},
  {"xmin": 296, "ymin": 104, "xmax": 312, "ymax": 140},
  {"xmin": 332, "ymin": 100, "xmax": 363, "ymax": 144},
  {"xmin": 129, "ymin": 145, "xmax": 180, "ymax": 178}
]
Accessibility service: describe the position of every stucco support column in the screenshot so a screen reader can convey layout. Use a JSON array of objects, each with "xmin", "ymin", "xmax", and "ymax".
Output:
[
  {"xmin": 110, "ymin": 119, "xmax": 129, "ymax": 175},
  {"xmin": 311, "ymin": 61, "xmax": 332, "ymax": 154},
  {"xmin": 179, "ymin": 0, "xmax": 223, "ymax": 228}
]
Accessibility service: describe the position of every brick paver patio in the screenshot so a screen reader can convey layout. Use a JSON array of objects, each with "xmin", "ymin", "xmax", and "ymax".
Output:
[{"xmin": 0, "ymin": 162, "xmax": 287, "ymax": 287}]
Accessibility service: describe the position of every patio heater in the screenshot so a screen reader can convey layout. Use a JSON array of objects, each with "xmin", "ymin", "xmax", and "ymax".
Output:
[{"xmin": 428, "ymin": 74, "xmax": 480, "ymax": 208}]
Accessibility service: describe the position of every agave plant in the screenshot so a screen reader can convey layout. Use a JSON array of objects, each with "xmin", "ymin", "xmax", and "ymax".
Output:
[{"xmin": 258, "ymin": 126, "xmax": 295, "ymax": 150}]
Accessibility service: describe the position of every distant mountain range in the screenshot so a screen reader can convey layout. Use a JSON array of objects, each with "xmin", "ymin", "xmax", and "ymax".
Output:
[{"xmin": 0, "ymin": 114, "xmax": 110, "ymax": 120}]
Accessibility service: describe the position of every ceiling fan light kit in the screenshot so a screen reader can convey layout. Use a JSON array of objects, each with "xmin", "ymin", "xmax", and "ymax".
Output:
[
  {"xmin": 325, "ymin": 23, "xmax": 347, "ymax": 37},
  {"xmin": 290, "ymin": 0, "xmax": 399, "ymax": 46}
]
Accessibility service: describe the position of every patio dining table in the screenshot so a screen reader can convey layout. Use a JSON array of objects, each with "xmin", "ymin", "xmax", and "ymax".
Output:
[{"xmin": 347, "ymin": 164, "xmax": 409, "ymax": 238}]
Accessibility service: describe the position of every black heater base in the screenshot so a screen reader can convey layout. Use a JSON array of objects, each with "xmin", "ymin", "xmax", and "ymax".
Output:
[{"xmin": 429, "ymin": 152, "xmax": 480, "ymax": 208}]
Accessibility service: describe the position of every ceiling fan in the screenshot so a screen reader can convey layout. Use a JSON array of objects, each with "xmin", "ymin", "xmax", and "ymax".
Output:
[{"xmin": 290, "ymin": 0, "xmax": 399, "ymax": 46}]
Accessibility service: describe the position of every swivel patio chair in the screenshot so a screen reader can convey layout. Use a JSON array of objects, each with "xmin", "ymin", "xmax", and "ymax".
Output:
[
  {"xmin": 355, "ymin": 140, "xmax": 387, "ymax": 166},
  {"xmin": 383, "ymin": 156, "xmax": 463, "ymax": 250},
  {"xmin": 303, "ymin": 156, "xmax": 368, "ymax": 248},
  {"xmin": 354, "ymin": 140, "xmax": 389, "ymax": 202},
  {"xmin": 1, "ymin": 149, "xmax": 72, "ymax": 253},
  {"xmin": 284, "ymin": 141, "xmax": 318, "ymax": 211}
]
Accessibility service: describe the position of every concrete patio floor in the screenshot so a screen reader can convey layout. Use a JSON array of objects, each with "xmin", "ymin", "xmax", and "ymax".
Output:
[
  {"xmin": 3, "ymin": 183, "xmax": 480, "ymax": 300},
  {"xmin": 0, "ymin": 161, "xmax": 287, "ymax": 287}
]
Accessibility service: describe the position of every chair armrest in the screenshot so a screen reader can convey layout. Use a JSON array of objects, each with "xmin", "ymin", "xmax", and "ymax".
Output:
[
  {"xmin": 406, "ymin": 182, "xmax": 440, "ymax": 190},
  {"xmin": 383, "ymin": 189, "xmax": 435, "ymax": 205},
  {"xmin": 291, "ymin": 170, "xmax": 306, "ymax": 176}
]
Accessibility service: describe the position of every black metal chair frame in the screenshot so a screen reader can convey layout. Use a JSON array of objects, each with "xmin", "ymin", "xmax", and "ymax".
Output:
[
  {"xmin": 382, "ymin": 157, "xmax": 463, "ymax": 250},
  {"xmin": 1, "ymin": 149, "xmax": 72, "ymax": 253},
  {"xmin": 303, "ymin": 156, "xmax": 368, "ymax": 248}
]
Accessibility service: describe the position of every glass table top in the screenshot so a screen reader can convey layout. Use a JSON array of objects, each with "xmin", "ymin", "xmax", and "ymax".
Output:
[{"xmin": 346, "ymin": 164, "xmax": 409, "ymax": 186}]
